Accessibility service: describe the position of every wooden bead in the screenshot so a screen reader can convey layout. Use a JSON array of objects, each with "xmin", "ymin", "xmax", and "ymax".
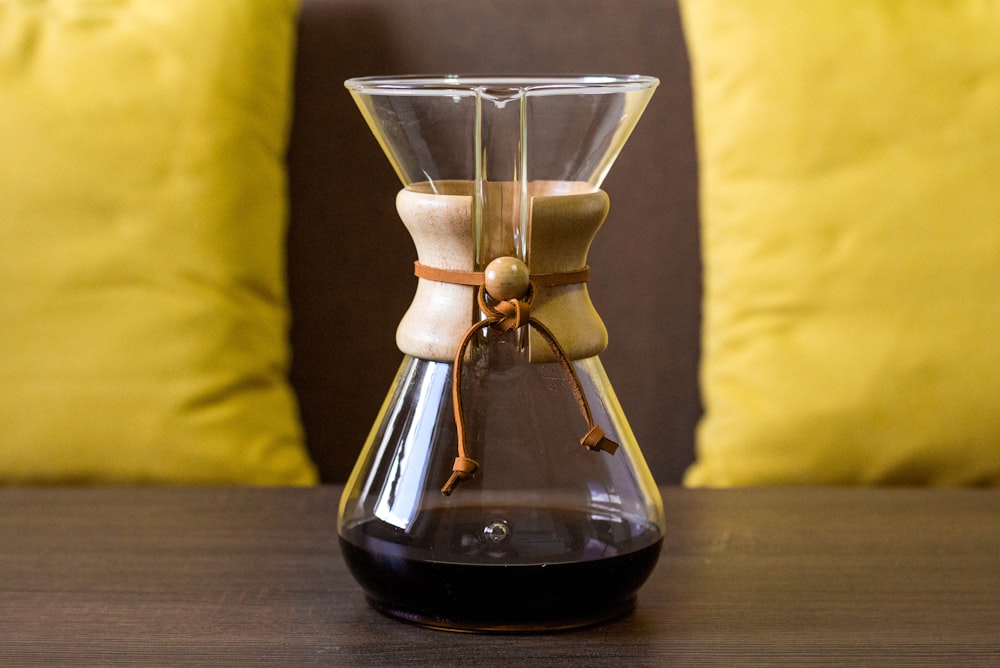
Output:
[{"xmin": 484, "ymin": 256, "xmax": 530, "ymax": 301}]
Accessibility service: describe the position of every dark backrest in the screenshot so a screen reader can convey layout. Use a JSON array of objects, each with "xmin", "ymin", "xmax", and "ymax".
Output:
[{"xmin": 286, "ymin": 0, "xmax": 702, "ymax": 483}]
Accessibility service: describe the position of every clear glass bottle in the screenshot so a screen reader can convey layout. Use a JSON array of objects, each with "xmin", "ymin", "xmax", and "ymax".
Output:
[{"xmin": 339, "ymin": 75, "xmax": 663, "ymax": 632}]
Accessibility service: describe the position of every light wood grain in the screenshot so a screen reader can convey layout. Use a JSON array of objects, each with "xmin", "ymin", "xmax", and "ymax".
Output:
[{"xmin": 0, "ymin": 486, "xmax": 996, "ymax": 666}]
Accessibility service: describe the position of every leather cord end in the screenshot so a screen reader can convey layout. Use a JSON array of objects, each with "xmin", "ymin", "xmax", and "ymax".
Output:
[
  {"xmin": 581, "ymin": 425, "xmax": 619, "ymax": 455},
  {"xmin": 441, "ymin": 456, "xmax": 480, "ymax": 496}
]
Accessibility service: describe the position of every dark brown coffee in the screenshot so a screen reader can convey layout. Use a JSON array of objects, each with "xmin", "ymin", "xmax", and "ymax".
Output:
[{"xmin": 339, "ymin": 505, "xmax": 662, "ymax": 632}]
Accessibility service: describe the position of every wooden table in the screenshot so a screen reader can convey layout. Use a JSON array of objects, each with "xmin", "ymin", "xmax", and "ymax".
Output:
[{"xmin": 1, "ymin": 486, "xmax": 996, "ymax": 666}]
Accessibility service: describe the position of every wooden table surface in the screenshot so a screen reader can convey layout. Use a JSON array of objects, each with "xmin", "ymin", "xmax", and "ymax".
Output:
[{"xmin": 1, "ymin": 486, "xmax": 996, "ymax": 666}]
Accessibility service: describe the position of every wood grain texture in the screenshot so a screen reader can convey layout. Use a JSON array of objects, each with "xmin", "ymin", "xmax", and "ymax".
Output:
[{"xmin": 1, "ymin": 487, "xmax": 996, "ymax": 666}]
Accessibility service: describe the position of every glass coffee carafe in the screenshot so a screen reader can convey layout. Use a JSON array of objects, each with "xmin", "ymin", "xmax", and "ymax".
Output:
[{"xmin": 338, "ymin": 75, "xmax": 663, "ymax": 632}]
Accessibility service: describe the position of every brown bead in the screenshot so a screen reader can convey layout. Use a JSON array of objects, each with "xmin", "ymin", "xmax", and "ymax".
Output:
[{"xmin": 484, "ymin": 256, "xmax": 530, "ymax": 301}]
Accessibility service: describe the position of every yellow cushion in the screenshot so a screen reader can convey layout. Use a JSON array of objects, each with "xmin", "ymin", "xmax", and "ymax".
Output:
[
  {"xmin": 681, "ymin": 0, "xmax": 1000, "ymax": 486},
  {"xmin": 0, "ymin": 0, "xmax": 317, "ymax": 485}
]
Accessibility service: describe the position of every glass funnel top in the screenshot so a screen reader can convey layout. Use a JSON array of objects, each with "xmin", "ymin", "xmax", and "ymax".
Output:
[
  {"xmin": 345, "ymin": 74, "xmax": 658, "ymax": 94},
  {"xmin": 346, "ymin": 74, "xmax": 658, "ymax": 266},
  {"xmin": 344, "ymin": 74, "xmax": 659, "ymax": 189}
]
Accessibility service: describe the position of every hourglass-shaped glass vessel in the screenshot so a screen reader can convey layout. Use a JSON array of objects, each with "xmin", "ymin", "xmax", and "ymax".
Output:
[{"xmin": 339, "ymin": 75, "xmax": 662, "ymax": 632}]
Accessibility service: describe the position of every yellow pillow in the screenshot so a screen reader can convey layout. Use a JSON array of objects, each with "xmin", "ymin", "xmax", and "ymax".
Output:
[
  {"xmin": 681, "ymin": 0, "xmax": 1000, "ymax": 486},
  {"xmin": 0, "ymin": 0, "xmax": 317, "ymax": 485}
]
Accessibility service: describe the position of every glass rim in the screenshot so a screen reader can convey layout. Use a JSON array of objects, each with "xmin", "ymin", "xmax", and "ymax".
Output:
[{"xmin": 344, "ymin": 74, "xmax": 659, "ymax": 96}]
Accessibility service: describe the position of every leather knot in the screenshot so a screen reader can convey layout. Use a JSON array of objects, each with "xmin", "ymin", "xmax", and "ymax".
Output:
[{"xmin": 493, "ymin": 298, "xmax": 530, "ymax": 332}]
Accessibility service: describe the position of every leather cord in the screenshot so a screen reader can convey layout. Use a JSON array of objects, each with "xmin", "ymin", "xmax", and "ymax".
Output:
[
  {"xmin": 418, "ymin": 265, "xmax": 618, "ymax": 496},
  {"xmin": 414, "ymin": 261, "xmax": 591, "ymax": 288}
]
